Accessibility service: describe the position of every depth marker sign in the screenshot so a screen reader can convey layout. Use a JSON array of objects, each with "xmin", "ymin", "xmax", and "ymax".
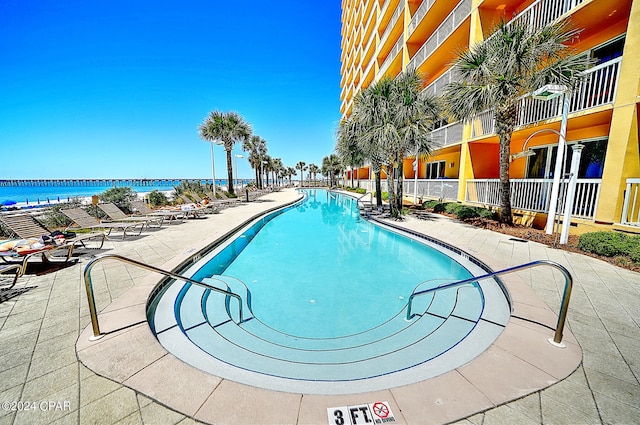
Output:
[{"xmin": 327, "ymin": 401, "xmax": 397, "ymax": 424}]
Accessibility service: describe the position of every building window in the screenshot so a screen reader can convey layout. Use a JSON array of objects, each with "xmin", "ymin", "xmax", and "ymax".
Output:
[
  {"xmin": 526, "ymin": 138, "xmax": 608, "ymax": 179},
  {"xmin": 426, "ymin": 161, "xmax": 445, "ymax": 179},
  {"xmin": 592, "ymin": 36, "xmax": 625, "ymax": 65}
]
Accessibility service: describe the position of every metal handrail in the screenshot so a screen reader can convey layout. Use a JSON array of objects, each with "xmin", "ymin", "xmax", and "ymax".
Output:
[
  {"xmin": 83, "ymin": 254, "xmax": 245, "ymax": 340},
  {"xmin": 356, "ymin": 191, "xmax": 373, "ymax": 206},
  {"xmin": 406, "ymin": 260, "xmax": 573, "ymax": 346}
]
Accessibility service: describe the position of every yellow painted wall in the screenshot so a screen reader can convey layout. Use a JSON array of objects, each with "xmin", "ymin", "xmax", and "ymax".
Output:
[{"xmin": 595, "ymin": 0, "xmax": 640, "ymax": 224}]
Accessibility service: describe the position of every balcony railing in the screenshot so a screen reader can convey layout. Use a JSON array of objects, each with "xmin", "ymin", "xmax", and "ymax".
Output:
[
  {"xmin": 408, "ymin": 0, "xmax": 472, "ymax": 71},
  {"xmin": 379, "ymin": 36, "xmax": 404, "ymax": 76},
  {"xmin": 466, "ymin": 178, "xmax": 602, "ymax": 219},
  {"xmin": 380, "ymin": 1, "xmax": 404, "ymax": 46},
  {"xmin": 431, "ymin": 121, "xmax": 463, "ymax": 148},
  {"xmin": 471, "ymin": 57, "xmax": 622, "ymax": 138},
  {"xmin": 621, "ymin": 178, "xmax": 640, "ymax": 227},
  {"xmin": 404, "ymin": 179, "xmax": 460, "ymax": 201},
  {"xmin": 512, "ymin": 0, "xmax": 588, "ymax": 31},
  {"xmin": 408, "ymin": 0, "xmax": 436, "ymax": 37},
  {"xmin": 423, "ymin": 67, "xmax": 459, "ymax": 98}
]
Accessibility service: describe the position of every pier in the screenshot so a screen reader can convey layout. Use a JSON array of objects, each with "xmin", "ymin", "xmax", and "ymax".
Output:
[{"xmin": 0, "ymin": 178, "xmax": 215, "ymax": 188}]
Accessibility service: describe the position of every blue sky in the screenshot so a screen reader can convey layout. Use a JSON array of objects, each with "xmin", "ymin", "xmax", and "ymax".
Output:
[{"xmin": 0, "ymin": 1, "xmax": 343, "ymax": 180}]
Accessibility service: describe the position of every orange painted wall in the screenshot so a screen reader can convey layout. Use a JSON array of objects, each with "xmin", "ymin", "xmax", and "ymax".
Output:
[{"xmin": 468, "ymin": 143, "xmax": 499, "ymax": 178}]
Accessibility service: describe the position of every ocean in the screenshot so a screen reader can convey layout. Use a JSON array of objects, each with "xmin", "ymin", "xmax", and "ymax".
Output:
[{"xmin": 0, "ymin": 179, "xmax": 246, "ymax": 209}]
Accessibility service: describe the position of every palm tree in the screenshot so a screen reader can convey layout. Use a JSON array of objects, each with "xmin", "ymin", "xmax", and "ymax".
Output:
[
  {"xmin": 322, "ymin": 154, "xmax": 342, "ymax": 188},
  {"xmin": 295, "ymin": 161, "xmax": 307, "ymax": 187},
  {"xmin": 263, "ymin": 155, "xmax": 275, "ymax": 187},
  {"xmin": 242, "ymin": 135, "xmax": 267, "ymax": 189},
  {"xmin": 349, "ymin": 79, "xmax": 393, "ymax": 207},
  {"xmin": 272, "ymin": 158, "xmax": 284, "ymax": 187},
  {"xmin": 391, "ymin": 69, "xmax": 441, "ymax": 212},
  {"xmin": 347, "ymin": 70, "xmax": 439, "ymax": 216},
  {"xmin": 286, "ymin": 166, "xmax": 296, "ymax": 186},
  {"xmin": 308, "ymin": 164, "xmax": 319, "ymax": 186},
  {"xmin": 336, "ymin": 116, "xmax": 366, "ymax": 188},
  {"xmin": 198, "ymin": 111, "xmax": 252, "ymax": 196},
  {"xmin": 442, "ymin": 19, "xmax": 588, "ymax": 224}
]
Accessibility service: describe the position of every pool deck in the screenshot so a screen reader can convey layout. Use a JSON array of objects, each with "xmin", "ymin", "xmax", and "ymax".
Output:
[{"xmin": 0, "ymin": 188, "xmax": 638, "ymax": 424}]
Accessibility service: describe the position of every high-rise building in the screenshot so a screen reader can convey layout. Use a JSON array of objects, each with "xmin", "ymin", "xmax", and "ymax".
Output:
[{"xmin": 340, "ymin": 0, "xmax": 639, "ymax": 234}]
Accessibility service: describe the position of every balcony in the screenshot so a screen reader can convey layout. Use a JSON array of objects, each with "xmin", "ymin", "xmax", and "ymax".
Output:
[
  {"xmin": 403, "ymin": 179, "xmax": 460, "ymax": 202},
  {"xmin": 408, "ymin": 0, "xmax": 436, "ymax": 37},
  {"xmin": 471, "ymin": 57, "xmax": 622, "ymax": 138},
  {"xmin": 407, "ymin": 0, "xmax": 472, "ymax": 71},
  {"xmin": 379, "ymin": 36, "xmax": 404, "ymax": 77},
  {"xmin": 423, "ymin": 67, "xmax": 459, "ymax": 98},
  {"xmin": 512, "ymin": 0, "xmax": 588, "ymax": 31},
  {"xmin": 430, "ymin": 122, "xmax": 464, "ymax": 148},
  {"xmin": 380, "ymin": 1, "xmax": 404, "ymax": 48}
]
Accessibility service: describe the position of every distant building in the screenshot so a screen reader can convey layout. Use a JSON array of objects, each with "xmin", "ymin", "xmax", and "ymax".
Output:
[{"xmin": 340, "ymin": 0, "xmax": 640, "ymax": 233}]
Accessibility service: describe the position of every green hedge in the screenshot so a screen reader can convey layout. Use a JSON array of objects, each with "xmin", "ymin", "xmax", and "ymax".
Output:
[
  {"xmin": 578, "ymin": 231, "xmax": 640, "ymax": 263},
  {"xmin": 423, "ymin": 201, "xmax": 495, "ymax": 220}
]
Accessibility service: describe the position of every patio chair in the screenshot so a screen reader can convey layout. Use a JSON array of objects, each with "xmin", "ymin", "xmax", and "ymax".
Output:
[
  {"xmin": 129, "ymin": 201, "xmax": 185, "ymax": 224},
  {"xmin": 97, "ymin": 202, "xmax": 164, "ymax": 227},
  {"xmin": 0, "ymin": 212, "xmax": 106, "ymax": 274},
  {"xmin": 0, "ymin": 212, "xmax": 106, "ymax": 250},
  {"xmin": 0, "ymin": 263, "xmax": 22, "ymax": 289},
  {"xmin": 187, "ymin": 193, "xmax": 222, "ymax": 213},
  {"xmin": 61, "ymin": 208, "xmax": 146, "ymax": 239}
]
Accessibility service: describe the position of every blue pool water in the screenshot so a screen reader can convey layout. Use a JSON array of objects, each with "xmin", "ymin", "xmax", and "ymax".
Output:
[
  {"xmin": 150, "ymin": 189, "xmax": 511, "ymax": 394},
  {"xmin": 194, "ymin": 189, "xmax": 474, "ymax": 337}
]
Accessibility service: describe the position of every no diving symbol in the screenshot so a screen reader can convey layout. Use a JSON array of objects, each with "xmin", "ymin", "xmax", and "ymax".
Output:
[{"xmin": 372, "ymin": 402, "xmax": 389, "ymax": 419}]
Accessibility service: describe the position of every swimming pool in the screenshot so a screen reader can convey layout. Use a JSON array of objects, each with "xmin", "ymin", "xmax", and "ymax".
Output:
[{"xmin": 149, "ymin": 189, "xmax": 511, "ymax": 394}]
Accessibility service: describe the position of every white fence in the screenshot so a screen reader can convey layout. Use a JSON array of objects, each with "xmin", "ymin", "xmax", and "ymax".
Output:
[
  {"xmin": 466, "ymin": 178, "xmax": 602, "ymax": 219},
  {"xmin": 340, "ymin": 179, "xmax": 459, "ymax": 202},
  {"xmin": 621, "ymin": 178, "xmax": 640, "ymax": 227}
]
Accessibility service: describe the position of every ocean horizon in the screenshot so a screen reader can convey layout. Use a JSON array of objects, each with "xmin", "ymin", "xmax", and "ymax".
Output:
[{"xmin": 0, "ymin": 178, "xmax": 252, "ymax": 208}]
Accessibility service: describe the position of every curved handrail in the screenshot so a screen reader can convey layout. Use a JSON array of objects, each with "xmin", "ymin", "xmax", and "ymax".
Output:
[
  {"xmin": 83, "ymin": 254, "xmax": 245, "ymax": 340},
  {"xmin": 406, "ymin": 260, "xmax": 573, "ymax": 346},
  {"xmin": 356, "ymin": 191, "xmax": 373, "ymax": 206}
]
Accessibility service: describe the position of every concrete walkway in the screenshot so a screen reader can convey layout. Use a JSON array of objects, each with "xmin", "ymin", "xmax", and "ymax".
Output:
[{"xmin": 0, "ymin": 188, "xmax": 638, "ymax": 424}]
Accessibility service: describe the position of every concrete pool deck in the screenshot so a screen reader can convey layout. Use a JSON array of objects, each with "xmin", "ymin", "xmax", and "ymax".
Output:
[{"xmin": 1, "ymin": 188, "xmax": 638, "ymax": 424}]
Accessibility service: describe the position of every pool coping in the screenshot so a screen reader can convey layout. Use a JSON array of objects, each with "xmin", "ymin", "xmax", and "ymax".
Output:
[{"xmin": 76, "ymin": 190, "xmax": 582, "ymax": 425}]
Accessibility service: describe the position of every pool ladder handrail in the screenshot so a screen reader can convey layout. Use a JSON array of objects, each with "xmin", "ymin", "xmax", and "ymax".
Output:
[
  {"xmin": 406, "ymin": 260, "xmax": 573, "ymax": 346},
  {"xmin": 356, "ymin": 191, "xmax": 373, "ymax": 206},
  {"xmin": 83, "ymin": 253, "xmax": 246, "ymax": 340}
]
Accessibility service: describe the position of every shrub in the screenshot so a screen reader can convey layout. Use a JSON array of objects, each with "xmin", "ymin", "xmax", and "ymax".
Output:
[
  {"xmin": 578, "ymin": 232, "xmax": 627, "ymax": 257},
  {"xmin": 148, "ymin": 190, "xmax": 168, "ymax": 207},
  {"xmin": 355, "ymin": 188, "xmax": 366, "ymax": 194},
  {"xmin": 99, "ymin": 187, "xmax": 137, "ymax": 213},
  {"xmin": 433, "ymin": 202, "xmax": 447, "ymax": 213},
  {"xmin": 422, "ymin": 200, "xmax": 440, "ymax": 210},
  {"xmin": 578, "ymin": 231, "xmax": 640, "ymax": 263},
  {"xmin": 455, "ymin": 206, "xmax": 481, "ymax": 220},
  {"xmin": 39, "ymin": 204, "xmax": 74, "ymax": 229},
  {"xmin": 444, "ymin": 203, "xmax": 463, "ymax": 215},
  {"xmin": 476, "ymin": 208, "xmax": 496, "ymax": 219}
]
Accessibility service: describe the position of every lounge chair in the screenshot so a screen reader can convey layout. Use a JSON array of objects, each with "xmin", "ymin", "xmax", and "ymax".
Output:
[
  {"xmin": 0, "ymin": 212, "xmax": 106, "ymax": 250},
  {"xmin": 97, "ymin": 202, "xmax": 164, "ymax": 227},
  {"xmin": 0, "ymin": 263, "xmax": 22, "ymax": 289},
  {"xmin": 0, "ymin": 212, "xmax": 106, "ymax": 274},
  {"xmin": 130, "ymin": 201, "xmax": 185, "ymax": 224},
  {"xmin": 61, "ymin": 208, "xmax": 146, "ymax": 239}
]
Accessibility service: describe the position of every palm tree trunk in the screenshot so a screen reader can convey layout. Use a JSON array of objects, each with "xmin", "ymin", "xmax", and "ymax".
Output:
[
  {"xmin": 496, "ymin": 107, "xmax": 515, "ymax": 225},
  {"xmin": 226, "ymin": 149, "xmax": 235, "ymax": 195},
  {"xmin": 374, "ymin": 171, "xmax": 382, "ymax": 207},
  {"xmin": 386, "ymin": 164, "xmax": 397, "ymax": 217},
  {"xmin": 396, "ymin": 163, "xmax": 404, "ymax": 214}
]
